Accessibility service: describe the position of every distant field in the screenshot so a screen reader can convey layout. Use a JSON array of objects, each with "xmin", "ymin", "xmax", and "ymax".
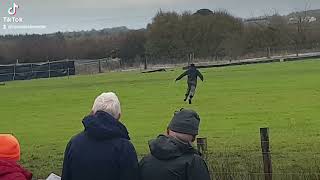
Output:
[{"xmin": 1, "ymin": 59, "xmax": 320, "ymax": 179}]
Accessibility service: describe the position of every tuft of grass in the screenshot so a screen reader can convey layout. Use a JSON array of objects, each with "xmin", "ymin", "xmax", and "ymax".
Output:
[{"xmin": 1, "ymin": 59, "xmax": 320, "ymax": 178}]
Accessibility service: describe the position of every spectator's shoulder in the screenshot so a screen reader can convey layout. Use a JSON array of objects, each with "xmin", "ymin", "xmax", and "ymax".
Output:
[
  {"xmin": 118, "ymin": 138, "xmax": 135, "ymax": 150},
  {"xmin": 138, "ymin": 154, "xmax": 153, "ymax": 166},
  {"xmin": 191, "ymin": 153, "xmax": 208, "ymax": 167},
  {"xmin": 68, "ymin": 131, "xmax": 86, "ymax": 144}
]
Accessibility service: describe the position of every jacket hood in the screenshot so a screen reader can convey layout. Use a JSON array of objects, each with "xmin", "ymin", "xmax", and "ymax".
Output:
[
  {"xmin": 148, "ymin": 135, "xmax": 197, "ymax": 160},
  {"xmin": 82, "ymin": 111, "xmax": 130, "ymax": 140},
  {"xmin": 0, "ymin": 160, "xmax": 32, "ymax": 179}
]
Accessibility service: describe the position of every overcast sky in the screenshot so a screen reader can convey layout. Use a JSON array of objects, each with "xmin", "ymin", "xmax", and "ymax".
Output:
[{"xmin": 1, "ymin": 0, "xmax": 320, "ymax": 35}]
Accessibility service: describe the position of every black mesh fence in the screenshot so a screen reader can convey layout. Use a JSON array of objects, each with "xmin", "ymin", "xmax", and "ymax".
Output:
[{"xmin": 0, "ymin": 60, "xmax": 75, "ymax": 82}]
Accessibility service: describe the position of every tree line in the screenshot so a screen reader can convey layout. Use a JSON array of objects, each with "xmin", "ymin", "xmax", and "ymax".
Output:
[{"xmin": 0, "ymin": 9, "xmax": 320, "ymax": 65}]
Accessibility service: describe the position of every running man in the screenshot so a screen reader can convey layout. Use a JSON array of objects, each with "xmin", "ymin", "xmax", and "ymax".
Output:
[{"xmin": 175, "ymin": 64, "xmax": 204, "ymax": 104}]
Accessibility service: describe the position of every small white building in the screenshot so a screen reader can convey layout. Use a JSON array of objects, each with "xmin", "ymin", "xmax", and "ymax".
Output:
[
  {"xmin": 288, "ymin": 16, "xmax": 317, "ymax": 24},
  {"xmin": 307, "ymin": 16, "xmax": 317, "ymax": 23}
]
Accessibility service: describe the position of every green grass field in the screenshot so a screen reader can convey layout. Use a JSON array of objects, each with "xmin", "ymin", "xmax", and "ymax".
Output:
[{"xmin": 1, "ymin": 59, "xmax": 320, "ymax": 179}]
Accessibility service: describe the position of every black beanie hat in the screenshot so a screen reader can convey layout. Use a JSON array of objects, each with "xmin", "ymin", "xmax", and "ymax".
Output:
[{"xmin": 168, "ymin": 108, "xmax": 200, "ymax": 136}]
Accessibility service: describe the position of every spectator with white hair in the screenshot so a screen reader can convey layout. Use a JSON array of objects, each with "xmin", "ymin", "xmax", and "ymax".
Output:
[{"xmin": 62, "ymin": 92, "xmax": 138, "ymax": 180}]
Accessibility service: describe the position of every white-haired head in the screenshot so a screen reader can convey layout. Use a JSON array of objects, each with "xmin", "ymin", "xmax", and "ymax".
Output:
[{"xmin": 92, "ymin": 92, "xmax": 121, "ymax": 120}]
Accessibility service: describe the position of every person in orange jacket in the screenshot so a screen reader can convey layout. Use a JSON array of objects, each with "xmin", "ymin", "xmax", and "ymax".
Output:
[{"xmin": 0, "ymin": 134, "xmax": 32, "ymax": 180}]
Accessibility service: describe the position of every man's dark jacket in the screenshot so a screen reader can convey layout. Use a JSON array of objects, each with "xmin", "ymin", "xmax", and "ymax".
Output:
[
  {"xmin": 176, "ymin": 66, "xmax": 204, "ymax": 86},
  {"xmin": 61, "ymin": 111, "xmax": 139, "ymax": 180},
  {"xmin": 139, "ymin": 135, "xmax": 211, "ymax": 180}
]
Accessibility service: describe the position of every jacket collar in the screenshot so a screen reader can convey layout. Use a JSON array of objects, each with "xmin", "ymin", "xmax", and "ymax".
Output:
[
  {"xmin": 148, "ymin": 135, "xmax": 198, "ymax": 160},
  {"xmin": 0, "ymin": 160, "xmax": 32, "ymax": 179},
  {"xmin": 82, "ymin": 111, "xmax": 130, "ymax": 140}
]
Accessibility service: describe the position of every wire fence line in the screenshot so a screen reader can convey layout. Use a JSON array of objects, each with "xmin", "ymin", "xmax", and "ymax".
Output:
[
  {"xmin": 213, "ymin": 172, "xmax": 320, "ymax": 175},
  {"xmin": 0, "ymin": 60, "xmax": 75, "ymax": 82},
  {"xmin": 1, "ymin": 47, "xmax": 320, "ymax": 80},
  {"xmin": 74, "ymin": 57, "xmax": 122, "ymax": 75},
  {"xmin": 0, "ymin": 69, "xmax": 76, "ymax": 76},
  {"xmin": 195, "ymin": 127, "xmax": 320, "ymax": 180}
]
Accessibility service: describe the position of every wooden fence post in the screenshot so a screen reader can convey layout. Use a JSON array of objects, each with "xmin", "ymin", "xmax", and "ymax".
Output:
[
  {"xmin": 260, "ymin": 128, "xmax": 272, "ymax": 180},
  {"xmin": 144, "ymin": 57, "xmax": 148, "ymax": 70},
  {"xmin": 197, "ymin": 137, "xmax": 208, "ymax": 160},
  {"xmin": 31, "ymin": 63, "xmax": 33, "ymax": 75},
  {"xmin": 13, "ymin": 63, "xmax": 16, "ymax": 81},
  {"xmin": 48, "ymin": 60, "xmax": 51, "ymax": 78},
  {"xmin": 267, "ymin": 47, "xmax": 271, "ymax": 58},
  {"xmin": 98, "ymin": 59, "xmax": 102, "ymax": 73},
  {"xmin": 67, "ymin": 60, "xmax": 70, "ymax": 79},
  {"xmin": 13, "ymin": 59, "xmax": 18, "ymax": 80}
]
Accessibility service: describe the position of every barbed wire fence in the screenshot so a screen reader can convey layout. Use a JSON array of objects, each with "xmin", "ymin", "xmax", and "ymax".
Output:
[{"xmin": 196, "ymin": 127, "xmax": 320, "ymax": 180}]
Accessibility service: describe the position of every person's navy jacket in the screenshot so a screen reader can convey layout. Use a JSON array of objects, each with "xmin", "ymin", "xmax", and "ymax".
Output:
[{"xmin": 61, "ymin": 111, "xmax": 139, "ymax": 180}]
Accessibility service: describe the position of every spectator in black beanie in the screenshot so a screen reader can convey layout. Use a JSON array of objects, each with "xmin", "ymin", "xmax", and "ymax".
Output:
[{"xmin": 139, "ymin": 108, "xmax": 210, "ymax": 180}]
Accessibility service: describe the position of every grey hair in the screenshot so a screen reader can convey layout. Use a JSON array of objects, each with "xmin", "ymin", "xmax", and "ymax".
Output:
[
  {"xmin": 92, "ymin": 92, "xmax": 121, "ymax": 119},
  {"xmin": 168, "ymin": 130, "xmax": 195, "ymax": 143}
]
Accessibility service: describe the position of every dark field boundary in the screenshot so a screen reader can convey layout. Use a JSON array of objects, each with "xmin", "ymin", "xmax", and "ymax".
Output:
[{"xmin": 183, "ymin": 53, "xmax": 320, "ymax": 70}]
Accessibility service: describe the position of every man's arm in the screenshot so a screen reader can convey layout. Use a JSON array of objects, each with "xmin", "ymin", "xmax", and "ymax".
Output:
[
  {"xmin": 188, "ymin": 155, "xmax": 211, "ymax": 180},
  {"xmin": 119, "ymin": 141, "xmax": 139, "ymax": 180},
  {"xmin": 61, "ymin": 141, "xmax": 72, "ymax": 180},
  {"xmin": 175, "ymin": 70, "xmax": 188, "ymax": 81},
  {"xmin": 197, "ymin": 70, "xmax": 204, "ymax": 81}
]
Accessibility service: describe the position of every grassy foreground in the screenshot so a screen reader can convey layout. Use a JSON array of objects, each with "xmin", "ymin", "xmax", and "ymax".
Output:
[{"xmin": 1, "ymin": 59, "xmax": 320, "ymax": 179}]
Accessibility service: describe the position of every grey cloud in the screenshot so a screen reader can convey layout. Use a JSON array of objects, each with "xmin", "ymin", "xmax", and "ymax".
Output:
[{"xmin": 1, "ymin": 0, "xmax": 320, "ymax": 34}]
